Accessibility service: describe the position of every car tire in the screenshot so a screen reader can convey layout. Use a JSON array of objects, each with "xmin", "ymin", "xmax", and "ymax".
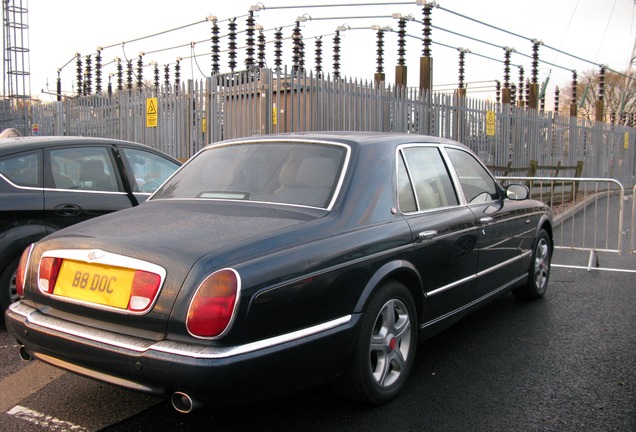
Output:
[
  {"xmin": 513, "ymin": 229, "xmax": 551, "ymax": 300},
  {"xmin": 335, "ymin": 280, "xmax": 418, "ymax": 404},
  {"xmin": 0, "ymin": 257, "xmax": 20, "ymax": 312}
]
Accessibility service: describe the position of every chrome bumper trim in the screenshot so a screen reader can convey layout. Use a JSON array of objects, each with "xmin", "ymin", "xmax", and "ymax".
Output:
[
  {"xmin": 9, "ymin": 302, "xmax": 352, "ymax": 360},
  {"xmin": 31, "ymin": 352, "xmax": 161, "ymax": 394}
]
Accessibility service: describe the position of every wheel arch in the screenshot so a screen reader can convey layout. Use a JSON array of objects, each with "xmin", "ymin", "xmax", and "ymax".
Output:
[
  {"xmin": 0, "ymin": 224, "xmax": 47, "ymax": 274},
  {"xmin": 538, "ymin": 215, "xmax": 554, "ymax": 252},
  {"xmin": 354, "ymin": 260, "xmax": 425, "ymax": 321}
]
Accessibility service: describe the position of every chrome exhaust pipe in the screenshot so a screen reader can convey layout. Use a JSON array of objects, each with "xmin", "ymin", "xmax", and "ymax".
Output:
[
  {"xmin": 19, "ymin": 345, "xmax": 33, "ymax": 361},
  {"xmin": 171, "ymin": 391, "xmax": 202, "ymax": 413}
]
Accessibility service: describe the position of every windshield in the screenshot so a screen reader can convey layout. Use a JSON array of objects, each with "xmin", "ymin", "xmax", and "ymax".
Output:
[{"xmin": 152, "ymin": 141, "xmax": 348, "ymax": 209}]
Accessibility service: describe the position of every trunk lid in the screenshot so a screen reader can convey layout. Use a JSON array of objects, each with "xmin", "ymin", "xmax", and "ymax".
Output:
[{"xmin": 28, "ymin": 200, "xmax": 321, "ymax": 340}]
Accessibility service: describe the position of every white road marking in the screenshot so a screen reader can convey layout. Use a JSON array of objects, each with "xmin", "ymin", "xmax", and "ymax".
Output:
[
  {"xmin": 7, "ymin": 405, "xmax": 87, "ymax": 432},
  {"xmin": 0, "ymin": 360, "xmax": 66, "ymax": 413}
]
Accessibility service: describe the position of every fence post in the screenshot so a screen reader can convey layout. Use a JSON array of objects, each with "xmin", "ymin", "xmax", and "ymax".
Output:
[
  {"xmin": 528, "ymin": 160, "xmax": 537, "ymax": 191},
  {"xmin": 573, "ymin": 160, "xmax": 584, "ymax": 196},
  {"xmin": 259, "ymin": 69, "xmax": 272, "ymax": 136},
  {"xmin": 575, "ymin": 160, "xmax": 584, "ymax": 177}
]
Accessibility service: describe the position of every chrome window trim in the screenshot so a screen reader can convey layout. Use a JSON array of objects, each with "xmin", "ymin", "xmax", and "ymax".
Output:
[
  {"xmin": 396, "ymin": 142, "xmax": 463, "ymax": 215},
  {"xmin": 145, "ymin": 197, "xmax": 333, "ymax": 212},
  {"xmin": 0, "ymin": 172, "xmax": 41, "ymax": 190},
  {"xmin": 0, "ymin": 173, "xmax": 128, "ymax": 195},
  {"xmin": 43, "ymin": 187, "xmax": 128, "ymax": 195},
  {"xmin": 153, "ymin": 138, "xmax": 351, "ymax": 212},
  {"xmin": 440, "ymin": 145, "xmax": 502, "ymax": 205}
]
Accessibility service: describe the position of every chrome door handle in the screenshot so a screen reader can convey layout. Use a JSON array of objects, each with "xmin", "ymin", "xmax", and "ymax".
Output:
[
  {"xmin": 418, "ymin": 230, "xmax": 438, "ymax": 240},
  {"xmin": 479, "ymin": 216, "xmax": 493, "ymax": 224}
]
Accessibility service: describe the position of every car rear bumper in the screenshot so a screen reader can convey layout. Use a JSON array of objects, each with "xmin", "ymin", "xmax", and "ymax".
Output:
[{"xmin": 5, "ymin": 301, "xmax": 358, "ymax": 403}]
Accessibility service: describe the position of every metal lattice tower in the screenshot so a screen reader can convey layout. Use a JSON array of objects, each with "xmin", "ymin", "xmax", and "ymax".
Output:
[{"xmin": 2, "ymin": 0, "xmax": 30, "ymax": 100}]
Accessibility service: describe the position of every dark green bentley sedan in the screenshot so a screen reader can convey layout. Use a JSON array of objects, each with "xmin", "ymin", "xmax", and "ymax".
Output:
[{"xmin": 6, "ymin": 132, "xmax": 552, "ymax": 412}]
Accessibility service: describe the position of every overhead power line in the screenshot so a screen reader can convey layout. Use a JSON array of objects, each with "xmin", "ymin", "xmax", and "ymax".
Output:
[{"xmin": 57, "ymin": 1, "xmax": 634, "ymax": 92}]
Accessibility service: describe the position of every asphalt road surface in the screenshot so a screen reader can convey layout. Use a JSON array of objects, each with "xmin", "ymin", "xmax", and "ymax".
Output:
[
  {"xmin": 1, "ymin": 193, "xmax": 634, "ymax": 431},
  {"xmin": 1, "ymin": 261, "xmax": 634, "ymax": 432}
]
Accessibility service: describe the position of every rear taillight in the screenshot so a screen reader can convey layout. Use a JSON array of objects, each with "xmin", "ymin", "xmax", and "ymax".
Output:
[
  {"xmin": 38, "ymin": 257, "xmax": 63, "ymax": 294},
  {"xmin": 15, "ymin": 245, "xmax": 34, "ymax": 298},
  {"xmin": 128, "ymin": 270, "xmax": 162, "ymax": 312},
  {"xmin": 186, "ymin": 269, "xmax": 240, "ymax": 338}
]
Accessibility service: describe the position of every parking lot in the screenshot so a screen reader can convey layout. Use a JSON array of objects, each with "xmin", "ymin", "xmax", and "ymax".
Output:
[
  {"xmin": 1, "ymin": 192, "xmax": 634, "ymax": 431},
  {"xmin": 0, "ymin": 261, "xmax": 633, "ymax": 432}
]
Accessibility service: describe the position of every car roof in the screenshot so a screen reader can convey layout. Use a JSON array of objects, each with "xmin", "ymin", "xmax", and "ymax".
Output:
[
  {"xmin": 213, "ymin": 131, "xmax": 470, "ymax": 152},
  {"xmin": 0, "ymin": 136, "xmax": 164, "ymax": 156}
]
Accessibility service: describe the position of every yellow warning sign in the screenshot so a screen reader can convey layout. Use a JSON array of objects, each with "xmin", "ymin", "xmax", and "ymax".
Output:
[
  {"xmin": 625, "ymin": 132, "xmax": 630, "ymax": 150},
  {"xmin": 146, "ymin": 98, "xmax": 158, "ymax": 128},
  {"xmin": 486, "ymin": 110, "xmax": 495, "ymax": 136}
]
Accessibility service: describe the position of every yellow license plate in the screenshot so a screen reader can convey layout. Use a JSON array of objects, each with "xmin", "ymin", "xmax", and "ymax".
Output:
[{"xmin": 55, "ymin": 260, "xmax": 135, "ymax": 309}]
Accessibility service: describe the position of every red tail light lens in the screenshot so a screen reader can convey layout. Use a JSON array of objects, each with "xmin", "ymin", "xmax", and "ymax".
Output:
[
  {"xmin": 128, "ymin": 270, "xmax": 162, "ymax": 312},
  {"xmin": 186, "ymin": 269, "xmax": 240, "ymax": 338},
  {"xmin": 15, "ymin": 245, "xmax": 34, "ymax": 298},
  {"xmin": 39, "ymin": 256, "xmax": 63, "ymax": 294}
]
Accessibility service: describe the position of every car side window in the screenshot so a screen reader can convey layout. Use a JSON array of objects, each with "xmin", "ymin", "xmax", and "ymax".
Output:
[
  {"xmin": 397, "ymin": 154, "xmax": 417, "ymax": 212},
  {"xmin": 119, "ymin": 147, "xmax": 180, "ymax": 193},
  {"xmin": 49, "ymin": 147, "xmax": 118, "ymax": 192},
  {"xmin": 446, "ymin": 148, "xmax": 498, "ymax": 203},
  {"xmin": 400, "ymin": 147, "xmax": 458, "ymax": 212},
  {"xmin": 0, "ymin": 151, "xmax": 41, "ymax": 187}
]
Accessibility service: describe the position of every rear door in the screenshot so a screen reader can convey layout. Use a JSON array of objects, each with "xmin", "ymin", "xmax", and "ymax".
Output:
[
  {"xmin": 0, "ymin": 149, "xmax": 46, "ymax": 263},
  {"xmin": 398, "ymin": 145, "xmax": 480, "ymax": 322},
  {"xmin": 117, "ymin": 145, "xmax": 181, "ymax": 203},
  {"xmin": 43, "ymin": 144, "xmax": 135, "ymax": 233}
]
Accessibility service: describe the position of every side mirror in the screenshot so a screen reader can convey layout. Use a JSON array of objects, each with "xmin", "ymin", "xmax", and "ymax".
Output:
[{"xmin": 505, "ymin": 184, "xmax": 529, "ymax": 200}]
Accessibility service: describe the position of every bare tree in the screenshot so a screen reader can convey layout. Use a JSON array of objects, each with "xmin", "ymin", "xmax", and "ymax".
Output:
[{"xmin": 559, "ymin": 69, "xmax": 636, "ymax": 124}]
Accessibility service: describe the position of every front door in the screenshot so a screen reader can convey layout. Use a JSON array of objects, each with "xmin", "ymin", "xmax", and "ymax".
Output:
[
  {"xmin": 43, "ymin": 145, "xmax": 135, "ymax": 233},
  {"xmin": 444, "ymin": 148, "xmax": 529, "ymax": 298}
]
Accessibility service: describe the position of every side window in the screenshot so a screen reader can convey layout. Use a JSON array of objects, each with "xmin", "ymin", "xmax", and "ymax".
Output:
[
  {"xmin": 0, "ymin": 151, "xmax": 41, "ymax": 187},
  {"xmin": 49, "ymin": 147, "xmax": 118, "ymax": 192},
  {"xmin": 119, "ymin": 147, "xmax": 180, "ymax": 193},
  {"xmin": 397, "ymin": 154, "xmax": 417, "ymax": 213},
  {"xmin": 446, "ymin": 148, "xmax": 498, "ymax": 203},
  {"xmin": 400, "ymin": 147, "xmax": 458, "ymax": 212}
]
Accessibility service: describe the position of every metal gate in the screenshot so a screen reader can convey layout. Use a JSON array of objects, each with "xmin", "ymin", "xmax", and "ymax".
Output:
[{"xmin": 499, "ymin": 176, "xmax": 635, "ymax": 273}]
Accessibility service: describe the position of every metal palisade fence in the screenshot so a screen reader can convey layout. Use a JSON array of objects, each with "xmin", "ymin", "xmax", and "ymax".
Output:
[{"xmin": 18, "ymin": 67, "xmax": 636, "ymax": 187}]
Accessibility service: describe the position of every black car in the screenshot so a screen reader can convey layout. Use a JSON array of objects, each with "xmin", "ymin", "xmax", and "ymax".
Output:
[
  {"xmin": 6, "ymin": 132, "xmax": 552, "ymax": 412},
  {"xmin": 0, "ymin": 136, "xmax": 181, "ymax": 310}
]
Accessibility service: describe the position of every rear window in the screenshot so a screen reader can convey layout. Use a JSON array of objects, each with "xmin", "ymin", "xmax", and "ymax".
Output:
[
  {"xmin": 119, "ymin": 147, "xmax": 180, "ymax": 193},
  {"xmin": 152, "ymin": 141, "xmax": 348, "ymax": 209},
  {"xmin": 0, "ymin": 150, "xmax": 41, "ymax": 187}
]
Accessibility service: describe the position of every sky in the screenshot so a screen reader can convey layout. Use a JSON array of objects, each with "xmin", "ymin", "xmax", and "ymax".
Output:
[{"xmin": 19, "ymin": 0, "xmax": 636, "ymax": 105}]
